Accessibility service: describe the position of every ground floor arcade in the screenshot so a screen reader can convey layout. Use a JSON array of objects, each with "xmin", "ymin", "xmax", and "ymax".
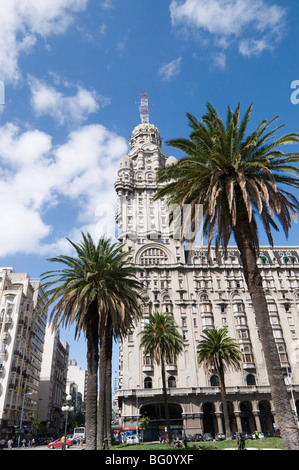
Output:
[{"xmin": 117, "ymin": 388, "xmax": 299, "ymax": 440}]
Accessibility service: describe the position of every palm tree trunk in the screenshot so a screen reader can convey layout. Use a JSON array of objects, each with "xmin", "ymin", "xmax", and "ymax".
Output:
[
  {"xmin": 105, "ymin": 331, "xmax": 113, "ymax": 448},
  {"xmin": 85, "ymin": 311, "xmax": 99, "ymax": 450},
  {"xmin": 161, "ymin": 358, "xmax": 172, "ymax": 442},
  {"xmin": 218, "ymin": 363, "xmax": 232, "ymax": 439},
  {"xmin": 233, "ymin": 216, "xmax": 299, "ymax": 450},
  {"xmin": 98, "ymin": 332, "xmax": 107, "ymax": 450},
  {"xmin": 97, "ymin": 318, "xmax": 112, "ymax": 450}
]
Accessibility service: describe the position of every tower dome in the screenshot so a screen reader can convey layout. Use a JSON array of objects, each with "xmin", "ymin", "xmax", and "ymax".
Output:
[
  {"xmin": 129, "ymin": 123, "xmax": 162, "ymax": 149},
  {"xmin": 166, "ymin": 155, "xmax": 178, "ymax": 166},
  {"xmin": 119, "ymin": 154, "xmax": 132, "ymax": 168}
]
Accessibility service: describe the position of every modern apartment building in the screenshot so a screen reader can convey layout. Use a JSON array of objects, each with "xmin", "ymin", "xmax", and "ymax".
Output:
[
  {"xmin": 38, "ymin": 325, "xmax": 69, "ymax": 435},
  {"xmin": 0, "ymin": 268, "xmax": 47, "ymax": 437},
  {"xmin": 114, "ymin": 119, "xmax": 299, "ymax": 439}
]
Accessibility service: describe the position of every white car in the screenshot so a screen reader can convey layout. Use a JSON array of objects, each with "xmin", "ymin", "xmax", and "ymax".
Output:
[{"xmin": 126, "ymin": 435, "xmax": 139, "ymax": 444}]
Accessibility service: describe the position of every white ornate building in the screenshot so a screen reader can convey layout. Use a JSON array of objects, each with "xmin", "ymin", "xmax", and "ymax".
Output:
[
  {"xmin": 0, "ymin": 268, "xmax": 48, "ymax": 437},
  {"xmin": 114, "ymin": 119, "xmax": 299, "ymax": 440}
]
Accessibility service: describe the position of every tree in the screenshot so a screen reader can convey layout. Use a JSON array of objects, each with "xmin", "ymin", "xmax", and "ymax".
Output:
[
  {"xmin": 139, "ymin": 415, "xmax": 150, "ymax": 442},
  {"xmin": 155, "ymin": 103, "xmax": 299, "ymax": 449},
  {"xmin": 41, "ymin": 233, "xmax": 143, "ymax": 450},
  {"xmin": 138, "ymin": 312, "xmax": 184, "ymax": 442},
  {"xmin": 95, "ymin": 241, "xmax": 143, "ymax": 449},
  {"xmin": 197, "ymin": 328, "xmax": 241, "ymax": 439}
]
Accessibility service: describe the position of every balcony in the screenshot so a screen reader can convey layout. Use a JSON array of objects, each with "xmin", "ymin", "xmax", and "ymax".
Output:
[
  {"xmin": 166, "ymin": 363, "xmax": 177, "ymax": 373},
  {"xmin": 142, "ymin": 364, "xmax": 154, "ymax": 373}
]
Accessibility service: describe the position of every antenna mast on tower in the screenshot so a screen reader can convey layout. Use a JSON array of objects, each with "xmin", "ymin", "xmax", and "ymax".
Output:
[{"xmin": 140, "ymin": 90, "xmax": 149, "ymax": 124}]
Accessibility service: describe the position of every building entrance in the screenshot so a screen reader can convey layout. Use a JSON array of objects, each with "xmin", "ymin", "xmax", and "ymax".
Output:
[{"xmin": 140, "ymin": 403, "xmax": 183, "ymax": 441}]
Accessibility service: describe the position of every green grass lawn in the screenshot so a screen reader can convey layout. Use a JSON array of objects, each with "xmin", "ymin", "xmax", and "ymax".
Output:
[{"xmin": 110, "ymin": 437, "xmax": 283, "ymax": 451}]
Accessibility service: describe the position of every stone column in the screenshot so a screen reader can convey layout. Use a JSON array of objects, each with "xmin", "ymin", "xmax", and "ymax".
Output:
[
  {"xmin": 252, "ymin": 410, "xmax": 262, "ymax": 433},
  {"xmin": 234, "ymin": 411, "xmax": 242, "ymax": 432},
  {"xmin": 215, "ymin": 412, "xmax": 224, "ymax": 434}
]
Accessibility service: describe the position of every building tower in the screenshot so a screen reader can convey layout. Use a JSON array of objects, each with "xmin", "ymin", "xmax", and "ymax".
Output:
[{"xmin": 115, "ymin": 94, "xmax": 299, "ymax": 440}]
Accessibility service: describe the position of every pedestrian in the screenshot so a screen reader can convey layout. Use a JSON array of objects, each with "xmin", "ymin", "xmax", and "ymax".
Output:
[
  {"xmin": 22, "ymin": 438, "xmax": 26, "ymax": 447},
  {"xmin": 0, "ymin": 438, "xmax": 6, "ymax": 450},
  {"xmin": 8, "ymin": 438, "xmax": 13, "ymax": 449},
  {"xmin": 31, "ymin": 438, "xmax": 35, "ymax": 447},
  {"xmin": 79, "ymin": 437, "xmax": 84, "ymax": 449}
]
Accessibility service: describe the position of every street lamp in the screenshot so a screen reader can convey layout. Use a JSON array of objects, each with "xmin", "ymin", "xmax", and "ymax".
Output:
[
  {"xmin": 61, "ymin": 394, "xmax": 74, "ymax": 450},
  {"xmin": 17, "ymin": 392, "xmax": 33, "ymax": 447}
]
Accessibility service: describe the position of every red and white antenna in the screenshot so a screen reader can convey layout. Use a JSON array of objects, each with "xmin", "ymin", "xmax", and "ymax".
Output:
[{"xmin": 139, "ymin": 90, "xmax": 149, "ymax": 124}]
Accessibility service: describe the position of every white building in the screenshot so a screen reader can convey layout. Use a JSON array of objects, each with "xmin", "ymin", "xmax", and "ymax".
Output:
[
  {"xmin": 38, "ymin": 324, "xmax": 69, "ymax": 434},
  {"xmin": 67, "ymin": 360, "xmax": 87, "ymax": 415},
  {"xmin": 0, "ymin": 268, "xmax": 47, "ymax": 437},
  {"xmin": 114, "ymin": 119, "xmax": 299, "ymax": 440}
]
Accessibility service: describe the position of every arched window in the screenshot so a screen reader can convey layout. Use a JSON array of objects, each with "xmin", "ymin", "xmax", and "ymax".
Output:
[
  {"xmin": 246, "ymin": 374, "xmax": 256, "ymax": 386},
  {"xmin": 210, "ymin": 375, "xmax": 219, "ymax": 387},
  {"xmin": 168, "ymin": 376, "xmax": 176, "ymax": 388},
  {"xmin": 140, "ymin": 247, "xmax": 168, "ymax": 265},
  {"xmin": 144, "ymin": 377, "xmax": 152, "ymax": 389}
]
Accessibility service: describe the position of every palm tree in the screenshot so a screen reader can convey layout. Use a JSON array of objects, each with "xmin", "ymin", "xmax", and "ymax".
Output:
[
  {"xmin": 41, "ymin": 233, "xmax": 143, "ymax": 450},
  {"xmin": 138, "ymin": 311, "xmax": 184, "ymax": 442},
  {"xmin": 95, "ymin": 242, "xmax": 144, "ymax": 449},
  {"xmin": 197, "ymin": 328, "xmax": 241, "ymax": 439},
  {"xmin": 155, "ymin": 103, "xmax": 299, "ymax": 449}
]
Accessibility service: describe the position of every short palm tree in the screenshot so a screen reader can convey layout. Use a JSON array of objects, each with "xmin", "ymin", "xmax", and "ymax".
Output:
[
  {"xmin": 138, "ymin": 312, "xmax": 184, "ymax": 442},
  {"xmin": 197, "ymin": 328, "xmax": 241, "ymax": 439},
  {"xmin": 41, "ymin": 233, "xmax": 143, "ymax": 450},
  {"xmin": 155, "ymin": 103, "xmax": 299, "ymax": 449}
]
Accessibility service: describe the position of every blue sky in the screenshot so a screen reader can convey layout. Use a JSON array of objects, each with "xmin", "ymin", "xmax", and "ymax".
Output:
[{"xmin": 1, "ymin": 0, "xmax": 299, "ymax": 370}]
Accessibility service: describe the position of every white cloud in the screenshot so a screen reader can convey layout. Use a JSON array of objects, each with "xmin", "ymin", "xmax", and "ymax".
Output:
[
  {"xmin": 158, "ymin": 57, "xmax": 182, "ymax": 81},
  {"xmin": 213, "ymin": 52, "xmax": 226, "ymax": 69},
  {"xmin": 0, "ymin": 0, "xmax": 88, "ymax": 84},
  {"xmin": 28, "ymin": 75, "xmax": 110, "ymax": 125},
  {"xmin": 0, "ymin": 122, "xmax": 128, "ymax": 256},
  {"xmin": 170, "ymin": 0, "xmax": 286, "ymax": 58}
]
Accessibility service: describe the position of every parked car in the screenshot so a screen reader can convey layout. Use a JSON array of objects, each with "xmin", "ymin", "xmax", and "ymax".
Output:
[
  {"xmin": 215, "ymin": 432, "xmax": 226, "ymax": 441},
  {"xmin": 126, "ymin": 435, "xmax": 139, "ymax": 444},
  {"xmin": 48, "ymin": 438, "xmax": 73, "ymax": 449},
  {"xmin": 274, "ymin": 429, "xmax": 281, "ymax": 437},
  {"xmin": 185, "ymin": 435, "xmax": 193, "ymax": 442},
  {"xmin": 192, "ymin": 433, "xmax": 203, "ymax": 441},
  {"xmin": 203, "ymin": 433, "xmax": 213, "ymax": 441}
]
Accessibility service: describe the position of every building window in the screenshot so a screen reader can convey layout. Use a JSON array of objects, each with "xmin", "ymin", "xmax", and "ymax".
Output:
[
  {"xmin": 144, "ymin": 377, "xmax": 152, "ymax": 389},
  {"xmin": 168, "ymin": 376, "xmax": 176, "ymax": 388},
  {"xmin": 246, "ymin": 374, "xmax": 256, "ymax": 386},
  {"xmin": 210, "ymin": 375, "xmax": 219, "ymax": 387},
  {"xmin": 140, "ymin": 247, "xmax": 168, "ymax": 265}
]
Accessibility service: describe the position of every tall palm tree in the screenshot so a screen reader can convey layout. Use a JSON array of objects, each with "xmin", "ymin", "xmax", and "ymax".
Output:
[
  {"xmin": 41, "ymin": 233, "xmax": 143, "ymax": 450},
  {"xmin": 197, "ymin": 328, "xmax": 241, "ymax": 439},
  {"xmin": 138, "ymin": 311, "xmax": 184, "ymax": 442},
  {"xmin": 155, "ymin": 103, "xmax": 299, "ymax": 449},
  {"xmin": 95, "ymin": 243, "xmax": 144, "ymax": 449}
]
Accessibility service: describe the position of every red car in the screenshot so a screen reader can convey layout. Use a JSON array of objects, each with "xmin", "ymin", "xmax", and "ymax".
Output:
[{"xmin": 48, "ymin": 438, "xmax": 73, "ymax": 449}]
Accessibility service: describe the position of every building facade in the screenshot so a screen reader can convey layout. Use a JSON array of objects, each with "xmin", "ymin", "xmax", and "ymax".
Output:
[
  {"xmin": 66, "ymin": 359, "xmax": 87, "ymax": 415},
  {"xmin": 114, "ymin": 120, "xmax": 299, "ymax": 439},
  {"xmin": 38, "ymin": 324, "xmax": 69, "ymax": 435},
  {"xmin": 0, "ymin": 268, "xmax": 47, "ymax": 437}
]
